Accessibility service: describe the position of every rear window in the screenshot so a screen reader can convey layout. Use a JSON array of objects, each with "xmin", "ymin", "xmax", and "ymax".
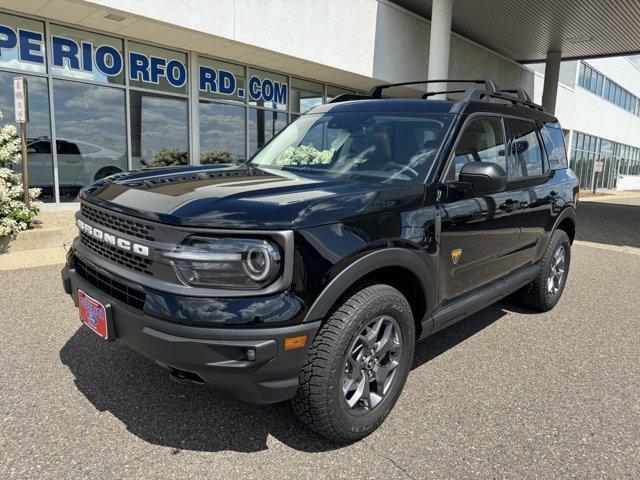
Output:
[{"xmin": 541, "ymin": 126, "xmax": 569, "ymax": 170}]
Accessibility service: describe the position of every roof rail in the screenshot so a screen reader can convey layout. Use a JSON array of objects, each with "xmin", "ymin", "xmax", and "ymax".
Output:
[
  {"xmin": 462, "ymin": 87, "xmax": 545, "ymax": 111},
  {"xmin": 421, "ymin": 89, "xmax": 468, "ymax": 99},
  {"xmin": 367, "ymin": 79, "xmax": 501, "ymax": 98},
  {"xmin": 327, "ymin": 93, "xmax": 371, "ymax": 104}
]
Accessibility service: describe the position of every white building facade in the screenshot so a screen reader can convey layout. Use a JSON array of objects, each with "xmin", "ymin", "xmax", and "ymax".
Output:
[
  {"xmin": 530, "ymin": 57, "xmax": 640, "ymax": 191},
  {"xmin": 0, "ymin": 0, "xmax": 637, "ymax": 204}
]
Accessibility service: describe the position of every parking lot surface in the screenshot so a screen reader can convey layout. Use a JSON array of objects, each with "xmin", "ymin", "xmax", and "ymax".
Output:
[{"xmin": 1, "ymin": 202, "xmax": 639, "ymax": 479}]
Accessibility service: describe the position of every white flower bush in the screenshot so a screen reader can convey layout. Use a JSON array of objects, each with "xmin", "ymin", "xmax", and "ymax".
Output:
[
  {"xmin": 274, "ymin": 145, "xmax": 334, "ymax": 166},
  {"xmin": 0, "ymin": 112, "xmax": 42, "ymax": 238}
]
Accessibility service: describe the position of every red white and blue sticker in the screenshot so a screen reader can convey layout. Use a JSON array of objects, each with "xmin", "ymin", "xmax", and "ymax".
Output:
[{"xmin": 78, "ymin": 290, "xmax": 108, "ymax": 340}]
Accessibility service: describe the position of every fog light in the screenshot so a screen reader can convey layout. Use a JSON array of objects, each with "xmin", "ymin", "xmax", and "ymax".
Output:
[
  {"xmin": 246, "ymin": 348, "xmax": 256, "ymax": 362},
  {"xmin": 284, "ymin": 334, "xmax": 308, "ymax": 350}
]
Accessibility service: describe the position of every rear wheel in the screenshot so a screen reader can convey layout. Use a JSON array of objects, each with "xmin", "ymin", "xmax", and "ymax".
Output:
[
  {"xmin": 517, "ymin": 229, "xmax": 571, "ymax": 311},
  {"xmin": 94, "ymin": 167, "xmax": 121, "ymax": 181},
  {"xmin": 291, "ymin": 284, "xmax": 415, "ymax": 443}
]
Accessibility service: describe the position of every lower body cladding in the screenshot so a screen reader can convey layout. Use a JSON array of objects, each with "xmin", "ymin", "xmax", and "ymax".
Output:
[{"xmin": 61, "ymin": 262, "xmax": 320, "ymax": 405}]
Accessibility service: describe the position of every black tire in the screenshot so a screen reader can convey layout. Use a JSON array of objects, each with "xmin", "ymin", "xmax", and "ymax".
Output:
[
  {"xmin": 94, "ymin": 167, "xmax": 122, "ymax": 181},
  {"xmin": 517, "ymin": 229, "xmax": 571, "ymax": 312},
  {"xmin": 291, "ymin": 284, "xmax": 415, "ymax": 444}
]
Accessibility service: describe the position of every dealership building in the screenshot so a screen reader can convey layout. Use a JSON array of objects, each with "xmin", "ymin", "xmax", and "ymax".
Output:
[{"xmin": 0, "ymin": 0, "xmax": 639, "ymax": 204}]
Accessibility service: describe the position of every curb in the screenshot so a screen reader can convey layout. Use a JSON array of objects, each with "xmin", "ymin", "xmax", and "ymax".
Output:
[{"xmin": 0, "ymin": 247, "xmax": 67, "ymax": 271}]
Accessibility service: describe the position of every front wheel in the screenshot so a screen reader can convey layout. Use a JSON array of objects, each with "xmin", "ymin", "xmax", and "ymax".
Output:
[
  {"xmin": 517, "ymin": 229, "xmax": 571, "ymax": 312},
  {"xmin": 291, "ymin": 284, "xmax": 415, "ymax": 443}
]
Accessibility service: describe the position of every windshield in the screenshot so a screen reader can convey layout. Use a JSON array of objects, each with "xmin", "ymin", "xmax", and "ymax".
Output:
[{"xmin": 250, "ymin": 111, "xmax": 453, "ymax": 182}]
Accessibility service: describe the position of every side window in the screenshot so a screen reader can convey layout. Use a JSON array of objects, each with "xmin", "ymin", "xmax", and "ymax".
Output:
[
  {"xmin": 541, "ymin": 125, "xmax": 569, "ymax": 170},
  {"xmin": 30, "ymin": 140, "xmax": 52, "ymax": 154},
  {"xmin": 57, "ymin": 140, "xmax": 81, "ymax": 156},
  {"xmin": 451, "ymin": 117, "xmax": 506, "ymax": 180},
  {"xmin": 509, "ymin": 119, "xmax": 544, "ymax": 177}
]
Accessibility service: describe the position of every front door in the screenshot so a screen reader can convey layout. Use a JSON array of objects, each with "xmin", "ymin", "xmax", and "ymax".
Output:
[{"xmin": 439, "ymin": 115, "xmax": 524, "ymax": 303}]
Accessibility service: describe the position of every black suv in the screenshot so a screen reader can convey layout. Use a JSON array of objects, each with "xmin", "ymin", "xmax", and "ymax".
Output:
[{"xmin": 61, "ymin": 80, "xmax": 578, "ymax": 443}]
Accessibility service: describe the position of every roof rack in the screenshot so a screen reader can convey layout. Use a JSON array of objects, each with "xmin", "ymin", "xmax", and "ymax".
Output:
[
  {"xmin": 328, "ymin": 78, "xmax": 546, "ymax": 112},
  {"xmin": 367, "ymin": 79, "xmax": 501, "ymax": 98},
  {"xmin": 501, "ymin": 88, "xmax": 532, "ymax": 102}
]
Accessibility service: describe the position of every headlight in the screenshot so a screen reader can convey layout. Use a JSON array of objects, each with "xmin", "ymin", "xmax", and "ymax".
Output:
[{"xmin": 164, "ymin": 237, "xmax": 282, "ymax": 289}]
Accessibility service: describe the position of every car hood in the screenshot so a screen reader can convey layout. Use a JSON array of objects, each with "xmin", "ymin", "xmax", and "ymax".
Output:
[{"xmin": 80, "ymin": 164, "xmax": 425, "ymax": 230}]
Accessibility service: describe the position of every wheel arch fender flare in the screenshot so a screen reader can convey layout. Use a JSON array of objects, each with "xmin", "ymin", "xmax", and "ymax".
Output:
[
  {"xmin": 302, "ymin": 248, "xmax": 435, "ymax": 323},
  {"xmin": 550, "ymin": 205, "xmax": 577, "ymax": 242}
]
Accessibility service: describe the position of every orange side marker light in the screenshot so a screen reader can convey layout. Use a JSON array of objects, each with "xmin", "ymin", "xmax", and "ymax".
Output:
[{"xmin": 284, "ymin": 334, "xmax": 309, "ymax": 350}]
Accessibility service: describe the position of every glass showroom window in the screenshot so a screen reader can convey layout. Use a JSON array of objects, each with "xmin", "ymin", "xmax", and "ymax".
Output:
[
  {"xmin": 198, "ymin": 57, "xmax": 246, "ymax": 164},
  {"xmin": 247, "ymin": 67, "xmax": 287, "ymax": 111},
  {"xmin": 291, "ymin": 78, "xmax": 323, "ymax": 113},
  {"xmin": 128, "ymin": 42, "xmax": 188, "ymax": 95},
  {"xmin": 128, "ymin": 42, "xmax": 189, "ymax": 168},
  {"xmin": 130, "ymin": 90, "xmax": 189, "ymax": 168},
  {"xmin": 0, "ymin": 13, "xmax": 46, "ymax": 74},
  {"xmin": 199, "ymin": 57, "xmax": 245, "ymax": 103},
  {"xmin": 52, "ymin": 79, "xmax": 127, "ymax": 201},
  {"xmin": 326, "ymin": 85, "xmax": 355, "ymax": 102},
  {"xmin": 200, "ymin": 101, "xmax": 246, "ymax": 164},
  {"xmin": 49, "ymin": 24, "xmax": 124, "ymax": 85},
  {"xmin": 0, "ymin": 72, "xmax": 54, "ymax": 201},
  {"xmin": 248, "ymin": 108, "xmax": 287, "ymax": 157}
]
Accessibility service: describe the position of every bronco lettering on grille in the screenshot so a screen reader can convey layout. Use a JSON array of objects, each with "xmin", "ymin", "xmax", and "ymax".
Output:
[{"xmin": 76, "ymin": 218, "xmax": 150, "ymax": 257}]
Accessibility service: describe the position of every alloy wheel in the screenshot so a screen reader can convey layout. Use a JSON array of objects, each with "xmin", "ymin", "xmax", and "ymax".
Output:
[
  {"xmin": 547, "ymin": 245, "xmax": 566, "ymax": 296},
  {"xmin": 341, "ymin": 315, "xmax": 403, "ymax": 413}
]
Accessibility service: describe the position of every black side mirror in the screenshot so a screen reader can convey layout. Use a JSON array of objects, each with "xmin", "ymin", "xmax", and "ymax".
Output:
[{"xmin": 458, "ymin": 161, "xmax": 507, "ymax": 195}]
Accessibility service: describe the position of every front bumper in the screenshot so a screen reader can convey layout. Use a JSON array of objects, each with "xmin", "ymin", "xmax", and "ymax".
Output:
[{"xmin": 61, "ymin": 260, "xmax": 320, "ymax": 404}]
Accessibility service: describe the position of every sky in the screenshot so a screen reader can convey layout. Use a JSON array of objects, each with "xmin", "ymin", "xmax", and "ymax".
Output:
[{"xmin": 629, "ymin": 55, "xmax": 640, "ymax": 69}]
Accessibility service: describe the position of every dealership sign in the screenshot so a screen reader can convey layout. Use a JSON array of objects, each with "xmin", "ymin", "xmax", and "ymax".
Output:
[{"xmin": 0, "ymin": 24, "xmax": 288, "ymax": 105}]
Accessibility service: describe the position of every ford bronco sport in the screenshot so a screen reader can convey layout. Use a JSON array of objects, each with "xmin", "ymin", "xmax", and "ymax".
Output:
[{"xmin": 62, "ymin": 79, "xmax": 578, "ymax": 443}]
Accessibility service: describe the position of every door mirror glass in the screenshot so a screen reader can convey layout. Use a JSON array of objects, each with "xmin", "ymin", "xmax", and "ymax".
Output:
[{"xmin": 458, "ymin": 161, "xmax": 507, "ymax": 194}]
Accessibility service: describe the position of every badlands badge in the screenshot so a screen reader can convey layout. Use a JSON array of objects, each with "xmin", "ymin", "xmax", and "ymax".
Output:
[{"xmin": 451, "ymin": 248, "xmax": 462, "ymax": 265}]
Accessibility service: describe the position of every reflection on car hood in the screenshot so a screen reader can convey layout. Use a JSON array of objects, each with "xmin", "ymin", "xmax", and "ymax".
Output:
[{"xmin": 80, "ymin": 164, "xmax": 425, "ymax": 229}]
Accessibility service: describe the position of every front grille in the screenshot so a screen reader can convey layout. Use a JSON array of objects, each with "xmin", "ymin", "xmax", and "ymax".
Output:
[
  {"xmin": 81, "ymin": 203, "xmax": 156, "ymax": 241},
  {"xmin": 74, "ymin": 255, "xmax": 146, "ymax": 310},
  {"xmin": 80, "ymin": 231, "xmax": 152, "ymax": 275}
]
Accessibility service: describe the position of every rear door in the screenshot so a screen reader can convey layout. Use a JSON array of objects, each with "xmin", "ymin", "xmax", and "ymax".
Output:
[
  {"xmin": 505, "ymin": 118, "xmax": 559, "ymax": 268},
  {"xmin": 439, "ymin": 115, "xmax": 525, "ymax": 302}
]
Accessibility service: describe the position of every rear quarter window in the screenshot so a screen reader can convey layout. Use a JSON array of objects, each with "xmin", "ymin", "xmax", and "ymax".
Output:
[{"xmin": 541, "ymin": 126, "xmax": 569, "ymax": 170}]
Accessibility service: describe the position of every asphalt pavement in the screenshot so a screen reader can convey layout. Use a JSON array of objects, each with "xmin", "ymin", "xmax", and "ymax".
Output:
[
  {"xmin": 1, "ymin": 201, "xmax": 639, "ymax": 479},
  {"xmin": 576, "ymin": 195, "xmax": 640, "ymax": 248}
]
